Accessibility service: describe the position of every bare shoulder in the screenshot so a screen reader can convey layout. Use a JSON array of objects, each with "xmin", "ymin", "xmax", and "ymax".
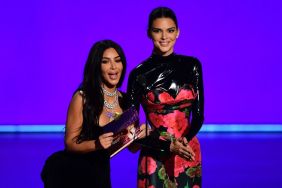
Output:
[
  {"xmin": 66, "ymin": 90, "xmax": 84, "ymax": 129},
  {"xmin": 68, "ymin": 90, "xmax": 84, "ymax": 112}
]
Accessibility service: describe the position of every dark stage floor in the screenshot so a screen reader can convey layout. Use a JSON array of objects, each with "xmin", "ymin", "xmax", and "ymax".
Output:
[{"xmin": 0, "ymin": 132, "xmax": 281, "ymax": 188}]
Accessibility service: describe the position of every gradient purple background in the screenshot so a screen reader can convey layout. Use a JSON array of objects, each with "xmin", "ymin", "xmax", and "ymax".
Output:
[{"xmin": 1, "ymin": 0, "xmax": 281, "ymax": 124}]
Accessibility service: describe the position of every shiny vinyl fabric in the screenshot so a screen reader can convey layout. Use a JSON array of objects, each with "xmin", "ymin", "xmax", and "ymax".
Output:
[{"xmin": 127, "ymin": 53, "xmax": 204, "ymax": 188}]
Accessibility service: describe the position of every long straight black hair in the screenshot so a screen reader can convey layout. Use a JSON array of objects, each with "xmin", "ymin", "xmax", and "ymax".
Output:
[{"xmin": 77, "ymin": 40, "xmax": 126, "ymax": 143}]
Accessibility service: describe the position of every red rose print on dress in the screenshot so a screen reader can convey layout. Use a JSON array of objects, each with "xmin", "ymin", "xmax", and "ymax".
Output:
[
  {"xmin": 174, "ymin": 155, "xmax": 191, "ymax": 177},
  {"xmin": 146, "ymin": 91, "xmax": 155, "ymax": 102},
  {"xmin": 138, "ymin": 179, "xmax": 146, "ymax": 188},
  {"xmin": 148, "ymin": 110, "xmax": 188, "ymax": 138},
  {"xmin": 164, "ymin": 155, "xmax": 201, "ymax": 178},
  {"xmin": 148, "ymin": 113, "xmax": 165, "ymax": 128},
  {"xmin": 175, "ymin": 89, "xmax": 196, "ymax": 101},
  {"xmin": 139, "ymin": 156, "xmax": 157, "ymax": 175},
  {"xmin": 158, "ymin": 92, "xmax": 174, "ymax": 103},
  {"xmin": 158, "ymin": 89, "xmax": 196, "ymax": 105},
  {"xmin": 186, "ymin": 165, "xmax": 202, "ymax": 178},
  {"xmin": 186, "ymin": 137, "xmax": 201, "ymax": 167},
  {"xmin": 163, "ymin": 137, "xmax": 201, "ymax": 178},
  {"xmin": 138, "ymin": 179, "xmax": 156, "ymax": 188},
  {"xmin": 162, "ymin": 110, "xmax": 188, "ymax": 138},
  {"xmin": 164, "ymin": 155, "xmax": 190, "ymax": 178}
]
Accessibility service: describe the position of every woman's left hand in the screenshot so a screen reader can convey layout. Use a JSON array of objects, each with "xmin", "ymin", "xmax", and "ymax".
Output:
[{"xmin": 178, "ymin": 137, "xmax": 195, "ymax": 160}]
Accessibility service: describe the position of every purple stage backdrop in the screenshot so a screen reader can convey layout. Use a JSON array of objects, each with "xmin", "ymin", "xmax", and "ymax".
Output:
[{"xmin": 0, "ymin": 0, "xmax": 281, "ymax": 124}]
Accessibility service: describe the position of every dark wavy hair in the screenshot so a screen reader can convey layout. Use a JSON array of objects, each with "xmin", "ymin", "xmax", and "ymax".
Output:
[
  {"xmin": 147, "ymin": 7, "xmax": 178, "ymax": 38},
  {"xmin": 77, "ymin": 40, "xmax": 126, "ymax": 143}
]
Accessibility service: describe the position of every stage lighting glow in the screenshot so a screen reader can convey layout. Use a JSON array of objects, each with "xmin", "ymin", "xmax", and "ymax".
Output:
[{"xmin": 0, "ymin": 124, "xmax": 281, "ymax": 133}]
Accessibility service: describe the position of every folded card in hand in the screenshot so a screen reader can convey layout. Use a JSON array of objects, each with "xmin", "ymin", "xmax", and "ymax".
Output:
[
  {"xmin": 102, "ymin": 106, "xmax": 140, "ymax": 158},
  {"xmin": 102, "ymin": 106, "xmax": 139, "ymax": 134}
]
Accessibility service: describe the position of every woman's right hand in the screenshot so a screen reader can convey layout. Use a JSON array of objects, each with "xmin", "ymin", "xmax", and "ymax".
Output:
[
  {"xmin": 97, "ymin": 132, "xmax": 114, "ymax": 149},
  {"xmin": 169, "ymin": 139, "xmax": 195, "ymax": 161},
  {"xmin": 137, "ymin": 123, "xmax": 151, "ymax": 139}
]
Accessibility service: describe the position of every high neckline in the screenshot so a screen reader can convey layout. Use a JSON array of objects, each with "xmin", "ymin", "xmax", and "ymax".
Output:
[{"xmin": 151, "ymin": 52, "xmax": 176, "ymax": 63}]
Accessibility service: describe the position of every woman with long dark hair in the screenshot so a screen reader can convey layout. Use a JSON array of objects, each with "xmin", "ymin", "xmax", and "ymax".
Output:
[
  {"xmin": 42, "ymin": 40, "xmax": 135, "ymax": 188},
  {"xmin": 128, "ymin": 7, "xmax": 204, "ymax": 188}
]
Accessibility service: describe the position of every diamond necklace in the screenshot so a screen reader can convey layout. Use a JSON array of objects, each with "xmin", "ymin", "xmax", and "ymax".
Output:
[
  {"xmin": 103, "ymin": 87, "xmax": 119, "ymax": 121},
  {"xmin": 104, "ymin": 94, "xmax": 119, "ymax": 121},
  {"xmin": 102, "ymin": 87, "xmax": 117, "ymax": 97},
  {"xmin": 104, "ymin": 94, "xmax": 118, "ymax": 109}
]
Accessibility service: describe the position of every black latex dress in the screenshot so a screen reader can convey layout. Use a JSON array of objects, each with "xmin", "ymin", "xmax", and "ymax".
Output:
[{"xmin": 127, "ymin": 53, "xmax": 204, "ymax": 187}]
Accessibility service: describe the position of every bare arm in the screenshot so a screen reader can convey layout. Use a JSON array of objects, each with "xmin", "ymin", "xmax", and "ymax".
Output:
[{"xmin": 64, "ymin": 91, "xmax": 113, "ymax": 153}]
